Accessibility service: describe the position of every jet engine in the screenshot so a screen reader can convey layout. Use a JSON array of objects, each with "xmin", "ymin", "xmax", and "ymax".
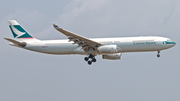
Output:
[
  {"xmin": 98, "ymin": 45, "xmax": 117, "ymax": 53},
  {"xmin": 102, "ymin": 53, "xmax": 122, "ymax": 60}
]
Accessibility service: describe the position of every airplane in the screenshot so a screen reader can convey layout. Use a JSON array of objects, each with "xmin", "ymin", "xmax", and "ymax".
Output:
[{"xmin": 4, "ymin": 20, "xmax": 176, "ymax": 65}]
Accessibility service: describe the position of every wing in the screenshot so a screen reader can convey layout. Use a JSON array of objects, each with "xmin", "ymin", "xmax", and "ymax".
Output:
[{"xmin": 53, "ymin": 24, "xmax": 102, "ymax": 50}]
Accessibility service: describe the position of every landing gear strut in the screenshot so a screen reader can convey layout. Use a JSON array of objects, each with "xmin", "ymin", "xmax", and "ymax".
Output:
[
  {"xmin": 157, "ymin": 51, "xmax": 160, "ymax": 58},
  {"xmin": 84, "ymin": 54, "xmax": 96, "ymax": 65}
]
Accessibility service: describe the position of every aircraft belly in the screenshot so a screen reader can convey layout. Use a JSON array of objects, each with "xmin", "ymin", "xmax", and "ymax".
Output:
[
  {"xmin": 25, "ymin": 44, "xmax": 76, "ymax": 55},
  {"xmin": 46, "ymin": 45, "xmax": 75, "ymax": 54},
  {"xmin": 72, "ymin": 47, "xmax": 86, "ymax": 55}
]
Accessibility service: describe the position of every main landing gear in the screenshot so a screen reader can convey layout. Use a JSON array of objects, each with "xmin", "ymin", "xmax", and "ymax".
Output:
[
  {"xmin": 84, "ymin": 54, "xmax": 96, "ymax": 65},
  {"xmin": 157, "ymin": 51, "xmax": 160, "ymax": 58}
]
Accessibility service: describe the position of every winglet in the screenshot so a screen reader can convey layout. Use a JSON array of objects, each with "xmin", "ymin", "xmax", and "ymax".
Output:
[{"xmin": 53, "ymin": 24, "xmax": 59, "ymax": 29}]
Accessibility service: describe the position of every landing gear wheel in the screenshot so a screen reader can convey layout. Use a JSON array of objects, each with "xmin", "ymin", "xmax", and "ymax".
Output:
[
  {"xmin": 89, "ymin": 54, "xmax": 94, "ymax": 58},
  {"xmin": 85, "ymin": 54, "xmax": 96, "ymax": 65},
  {"xmin": 84, "ymin": 57, "xmax": 89, "ymax": 61},
  {"xmin": 92, "ymin": 58, "xmax": 96, "ymax": 62},
  {"xmin": 88, "ymin": 61, "xmax": 92, "ymax": 65},
  {"xmin": 157, "ymin": 54, "xmax": 160, "ymax": 58}
]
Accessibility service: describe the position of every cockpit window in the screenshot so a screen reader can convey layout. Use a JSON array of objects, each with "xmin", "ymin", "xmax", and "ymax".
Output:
[{"xmin": 167, "ymin": 39, "xmax": 171, "ymax": 41}]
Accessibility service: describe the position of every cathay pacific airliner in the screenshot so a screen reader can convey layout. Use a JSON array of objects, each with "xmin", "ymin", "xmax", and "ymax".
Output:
[{"xmin": 4, "ymin": 20, "xmax": 176, "ymax": 65}]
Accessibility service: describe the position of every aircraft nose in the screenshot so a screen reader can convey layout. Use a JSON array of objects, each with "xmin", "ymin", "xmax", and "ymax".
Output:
[
  {"xmin": 173, "ymin": 41, "xmax": 176, "ymax": 46},
  {"xmin": 164, "ymin": 41, "xmax": 176, "ymax": 47},
  {"xmin": 170, "ymin": 41, "xmax": 176, "ymax": 47}
]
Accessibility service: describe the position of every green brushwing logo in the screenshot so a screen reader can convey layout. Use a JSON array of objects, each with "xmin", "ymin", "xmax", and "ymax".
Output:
[{"xmin": 9, "ymin": 25, "xmax": 33, "ymax": 38}]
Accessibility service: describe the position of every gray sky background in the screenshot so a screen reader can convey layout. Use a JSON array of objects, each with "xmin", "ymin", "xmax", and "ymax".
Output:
[{"xmin": 0, "ymin": 0, "xmax": 180, "ymax": 101}]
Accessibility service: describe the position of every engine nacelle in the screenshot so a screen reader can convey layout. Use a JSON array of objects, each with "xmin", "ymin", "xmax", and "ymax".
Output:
[
  {"xmin": 98, "ymin": 45, "xmax": 117, "ymax": 53},
  {"xmin": 102, "ymin": 53, "xmax": 122, "ymax": 60}
]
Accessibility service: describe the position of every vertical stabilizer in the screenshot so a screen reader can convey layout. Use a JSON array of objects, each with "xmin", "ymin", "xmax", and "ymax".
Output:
[{"xmin": 8, "ymin": 20, "xmax": 37, "ymax": 40}]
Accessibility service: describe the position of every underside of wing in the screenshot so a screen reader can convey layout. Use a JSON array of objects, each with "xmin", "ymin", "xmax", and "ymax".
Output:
[{"xmin": 53, "ymin": 24, "xmax": 102, "ymax": 51}]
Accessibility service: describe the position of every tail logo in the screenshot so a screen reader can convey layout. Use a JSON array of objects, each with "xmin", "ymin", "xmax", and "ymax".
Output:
[
  {"xmin": 10, "ymin": 25, "xmax": 26, "ymax": 38},
  {"xmin": 9, "ymin": 25, "xmax": 33, "ymax": 39}
]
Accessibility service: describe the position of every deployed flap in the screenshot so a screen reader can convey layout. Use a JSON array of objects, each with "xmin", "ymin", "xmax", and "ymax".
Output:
[
  {"xmin": 53, "ymin": 24, "xmax": 102, "ymax": 50},
  {"xmin": 4, "ymin": 38, "xmax": 26, "ymax": 47}
]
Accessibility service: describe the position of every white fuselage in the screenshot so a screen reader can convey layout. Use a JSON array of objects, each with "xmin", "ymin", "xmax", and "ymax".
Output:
[{"xmin": 14, "ymin": 36, "xmax": 175, "ymax": 55}]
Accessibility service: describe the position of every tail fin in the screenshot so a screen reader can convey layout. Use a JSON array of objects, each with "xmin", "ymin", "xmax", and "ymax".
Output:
[{"xmin": 8, "ymin": 20, "xmax": 36, "ymax": 40}]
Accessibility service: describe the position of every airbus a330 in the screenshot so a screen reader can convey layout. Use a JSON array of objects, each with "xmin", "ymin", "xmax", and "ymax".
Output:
[{"xmin": 4, "ymin": 20, "xmax": 176, "ymax": 65}]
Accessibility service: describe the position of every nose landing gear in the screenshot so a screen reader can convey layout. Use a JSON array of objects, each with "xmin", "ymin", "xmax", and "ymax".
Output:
[
  {"xmin": 84, "ymin": 54, "xmax": 96, "ymax": 65},
  {"xmin": 157, "ymin": 51, "xmax": 160, "ymax": 58}
]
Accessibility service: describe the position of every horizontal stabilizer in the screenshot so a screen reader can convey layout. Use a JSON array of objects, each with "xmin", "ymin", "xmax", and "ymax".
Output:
[{"xmin": 4, "ymin": 38, "xmax": 26, "ymax": 47}]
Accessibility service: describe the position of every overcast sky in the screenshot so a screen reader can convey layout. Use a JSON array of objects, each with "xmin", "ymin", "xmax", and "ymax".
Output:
[{"xmin": 0, "ymin": 0, "xmax": 180, "ymax": 101}]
